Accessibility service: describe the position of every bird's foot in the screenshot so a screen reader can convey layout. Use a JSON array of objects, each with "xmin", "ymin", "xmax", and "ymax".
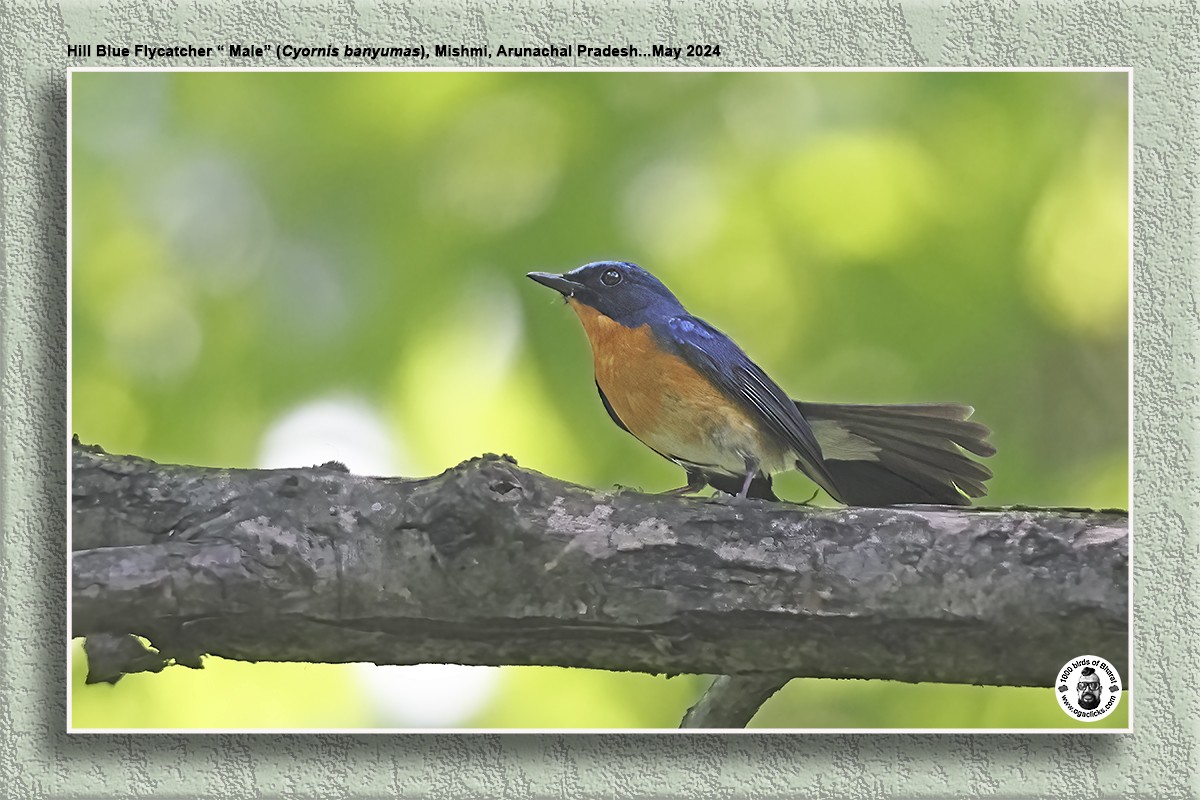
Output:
[
  {"xmin": 659, "ymin": 479, "xmax": 707, "ymax": 496},
  {"xmin": 704, "ymin": 491, "xmax": 756, "ymax": 506}
]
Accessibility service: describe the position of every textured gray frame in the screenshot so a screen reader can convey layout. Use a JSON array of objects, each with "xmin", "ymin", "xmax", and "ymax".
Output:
[{"xmin": 3, "ymin": 1, "xmax": 1192, "ymax": 797}]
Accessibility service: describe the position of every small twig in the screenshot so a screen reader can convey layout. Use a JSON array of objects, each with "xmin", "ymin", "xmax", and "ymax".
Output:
[{"xmin": 680, "ymin": 675, "xmax": 794, "ymax": 728}]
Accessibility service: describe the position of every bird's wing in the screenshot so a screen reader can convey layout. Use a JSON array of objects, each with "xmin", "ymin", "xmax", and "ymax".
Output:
[
  {"xmin": 663, "ymin": 316, "xmax": 841, "ymax": 499},
  {"xmin": 596, "ymin": 379, "xmax": 690, "ymax": 470},
  {"xmin": 595, "ymin": 380, "xmax": 631, "ymax": 434}
]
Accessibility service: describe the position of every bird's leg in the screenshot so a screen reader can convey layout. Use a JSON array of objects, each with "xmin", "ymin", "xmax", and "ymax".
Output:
[{"xmin": 737, "ymin": 459, "xmax": 760, "ymax": 499}]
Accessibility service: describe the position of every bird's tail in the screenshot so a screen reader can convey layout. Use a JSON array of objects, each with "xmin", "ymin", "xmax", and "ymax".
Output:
[{"xmin": 796, "ymin": 401, "xmax": 995, "ymax": 506}]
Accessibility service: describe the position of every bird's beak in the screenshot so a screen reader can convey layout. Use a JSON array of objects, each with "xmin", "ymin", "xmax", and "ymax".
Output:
[{"xmin": 527, "ymin": 271, "xmax": 583, "ymax": 297}]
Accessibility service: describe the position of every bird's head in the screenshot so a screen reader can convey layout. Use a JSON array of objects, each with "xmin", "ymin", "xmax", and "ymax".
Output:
[{"xmin": 527, "ymin": 261, "xmax": 685, "ymax": 326}]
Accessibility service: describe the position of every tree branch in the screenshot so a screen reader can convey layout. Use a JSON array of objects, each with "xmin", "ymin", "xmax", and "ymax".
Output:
[{"xmin": 71, "ymin": 441, "xmax": 1128, "ymax": 722}]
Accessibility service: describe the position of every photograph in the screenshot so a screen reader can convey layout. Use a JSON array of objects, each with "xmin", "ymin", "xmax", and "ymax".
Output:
[{"xmin": 68, "ymin": 69, "xmax": 1129, "ymax": 731}]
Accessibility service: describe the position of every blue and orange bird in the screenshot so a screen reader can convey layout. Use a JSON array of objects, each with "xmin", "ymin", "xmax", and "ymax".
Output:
[{"xmin": 527, "ymin": 261, "xmax": 995, "ymax": 505}]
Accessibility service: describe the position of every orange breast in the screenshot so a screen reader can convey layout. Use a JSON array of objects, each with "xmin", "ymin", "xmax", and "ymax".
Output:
[{"xmin": 567, "ymin": 300, "xmax": 787, "ymax": 474}]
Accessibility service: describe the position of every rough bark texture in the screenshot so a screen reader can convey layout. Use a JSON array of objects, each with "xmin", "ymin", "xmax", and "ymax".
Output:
[{"xmin": 71, "ymin": 441, "xmax": 1129, "ymax": 695}]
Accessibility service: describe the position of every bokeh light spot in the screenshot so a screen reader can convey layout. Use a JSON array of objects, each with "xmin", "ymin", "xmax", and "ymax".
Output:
[
  {"xmin": 146, "ymin": 154, "xmax": 274, "ymax": 293},
  {"xmin": 622, "ymin": 158, "xmax": 726, "ymax": 261},
  {"xmin": 774, "ymin": 131, "xmax": 942, "ymax": 263},
  {"xmin": 354, "ymin": 663, "xmax": 502, "ymax": 728},
  {"xmin": 103, "ymin": 277, "xmax": 202, "ymax": 384},
  {"xmin": 394, "ymin": 276, "xmax": 553, "ymax": 472},
  {"xmin": 426, "ymin": 92, "xmax": 565, "ymax": 231},
  {"xmin": 257, "ymin": 396, "xmax": 404, "ymax": 476},
  {"xmin": 72, "ymin": 72, "xmax": 169, "ymax": 160},
  {"xmin": 70, "ymin": 375, "xmax": 148, "ymax": 453},
  {"xmin": 719, "ymin": 78, "xmax": 818, "ymax": 153},
  {"xmin": 262, "ymin": 241, "xmax": 350, "ymax": 342},
  {"xmin": 1023, "ymin": 120, "xmax": 1128, "ymax": 337}
]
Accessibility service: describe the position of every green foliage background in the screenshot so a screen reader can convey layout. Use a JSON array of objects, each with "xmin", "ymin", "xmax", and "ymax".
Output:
[{"xmin": 70, "ymin": 71, "xmax": 1128, "ymax": 729}]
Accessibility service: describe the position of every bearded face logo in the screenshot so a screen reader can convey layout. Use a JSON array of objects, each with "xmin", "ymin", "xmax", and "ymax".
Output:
[
  {"xmin": 1076, "ymin": 667, "xmax": 1102, "ymax": 710},
  {"xmin": 1056, "ymin": 656, "xmax": 1123, "ymax": 722}
]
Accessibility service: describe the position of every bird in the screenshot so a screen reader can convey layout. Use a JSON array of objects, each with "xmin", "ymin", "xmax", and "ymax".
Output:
[{"xmin": 527, "ymin": 260, "xmax": 995, "ymax": 506}]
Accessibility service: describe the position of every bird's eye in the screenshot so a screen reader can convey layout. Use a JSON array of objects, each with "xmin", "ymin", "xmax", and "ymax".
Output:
[{"xmin": 601, "ymin": 268, "xmax": 623, "ymax": 287}]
